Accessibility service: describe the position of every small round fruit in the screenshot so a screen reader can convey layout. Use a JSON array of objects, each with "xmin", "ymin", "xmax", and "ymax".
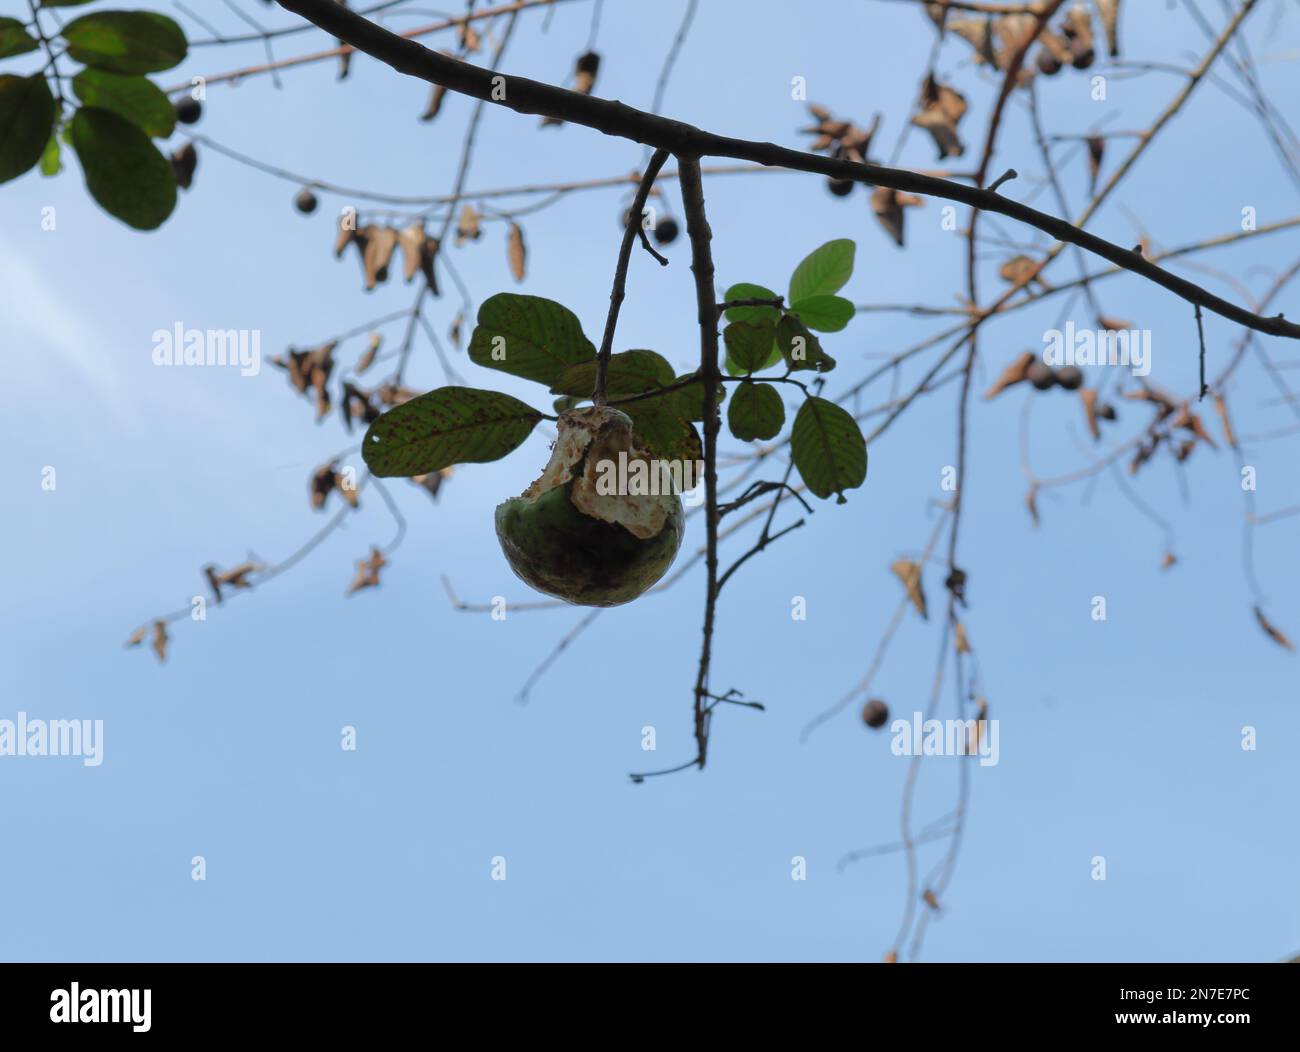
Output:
[
  {"xmin": 862, "ymin": 698, "xmax": 889, "ymax": 730},
  {"xmin": 1070, "ymin": 40, "xmax": 1095, "ymax": 69},
  {"xmin": 1097, "ymin": 403, "xmax": 1117, "ymax": 421},
  {"xmin": 653, "ymin": 217, "xmax": 679, "ymax": 245},
  {"xmin": 1056, "ymin": 365, "xmax": 1083, "ymax": 390},
  {"xmin": 174, "ymin": 97, "xmax": 202, "ymax": 124},
  {"xmin": 826, "ymin": 176, "xmax": 855, "ymax": 197},
  {"xmin": 1036, "ymin": 48, "xmax": 1062, "ymax": 76},
  {"xmin": 495, "ymin": 406, "xmax": 684, "ymax": 607},
  {"xmin": 295, "ymin": 188, "xmax": 318, "ymax": 214},
  {"xmin": 1026, "ymin": 360, "xmax": 1057, "ymax": 390}
]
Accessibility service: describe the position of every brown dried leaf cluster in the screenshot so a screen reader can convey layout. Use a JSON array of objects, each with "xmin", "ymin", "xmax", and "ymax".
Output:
[
  {"xmin": 347, "ymin": 547, "xmax": 388, "ymax": 595},
  {"xmin": 311, "ymin": 460, "xmax": 360, "ymax": 511},
  {"xmin": 271, "ymin": 341, "xmax": 336, "ymax": 422},
  {"xmin": 336, "ymin": 216, "xmax": 440, "ymax": 294}
]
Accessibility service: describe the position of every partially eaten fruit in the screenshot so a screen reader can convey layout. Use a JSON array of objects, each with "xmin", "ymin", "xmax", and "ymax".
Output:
[{"xmin": 495, "ymin": 406, "xmax": 684, "ymax": 607}]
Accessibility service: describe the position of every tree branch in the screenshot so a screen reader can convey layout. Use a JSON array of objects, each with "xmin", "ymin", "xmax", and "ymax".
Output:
[{"xmin": 273, "ymin": 0, "xmax": 1300, "ymax": 340}]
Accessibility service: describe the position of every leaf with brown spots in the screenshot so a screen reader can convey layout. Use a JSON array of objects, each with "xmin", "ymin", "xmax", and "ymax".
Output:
[{"xmin": 362, "ymin": 386, "xmax": 543, "ymax": 478}]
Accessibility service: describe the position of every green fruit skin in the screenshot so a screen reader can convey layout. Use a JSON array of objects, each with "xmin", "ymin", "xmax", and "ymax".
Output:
[{"xmin": 495, "ymin": 479, "xmax": 684, "ymax": 607}]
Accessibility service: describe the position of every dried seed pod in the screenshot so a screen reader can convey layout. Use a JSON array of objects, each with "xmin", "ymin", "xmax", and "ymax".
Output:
[
  {"xmin": 174, "ymin": 96, "xmax": 201, "ymax": 124},
  {"xmin": 1026, "ymin": 360, "xmax": 1056, "ymax": 390},
  {"xmin": 861, "ymin": 698, "xmax": 889, "ymax": 729},
  {"xmin": 1056, "ymin": 365, "xmax": 1084, "ymax": 390}
]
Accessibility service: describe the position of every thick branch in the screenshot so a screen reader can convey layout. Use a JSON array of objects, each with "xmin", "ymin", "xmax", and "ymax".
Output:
[
  {"xmin": 274, "ymin": 0, "xmax": 1300, "ymax": 340},
  {"xmin": 679, "ymin": 156, "xmax": 720, "ymax": 772}
]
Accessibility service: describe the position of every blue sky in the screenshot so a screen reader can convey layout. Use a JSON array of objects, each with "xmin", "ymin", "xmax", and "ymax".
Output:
[{"xmin": 1, "ymin": 0, "xmax": 1297, "ymax": 962}]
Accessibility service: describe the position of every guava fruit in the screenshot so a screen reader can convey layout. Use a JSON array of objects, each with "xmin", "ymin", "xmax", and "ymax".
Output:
[{"xmin": 495, "ymin": 406, "xmax": 685, "ymax": 607}]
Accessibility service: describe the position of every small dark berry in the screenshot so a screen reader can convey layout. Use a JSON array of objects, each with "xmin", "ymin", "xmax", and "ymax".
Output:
[
  {"xmin": 1097, "ymin": 403, "xmax": 1117, "ymax": 421},
  {"xmin": 862, "ymin": 699, "xmax": 889, "ymax": 730},
  {"xmin": 174, "ymin": 97, "xmax": 202, "ymax": 124},
  {"xmin": 1026, "ymin": 360, "xmax": 1057, "ymax": 390},
  {"xmin": 1037, "ymin": 48, "xmax": 1062, "ymax": 76},
  {"xmin": 1056, "ymin": 365, "xmax": 1084, "ymax": 390},
  {"xmin": 295, "ymin": 188, "xmax": 318, "ymax": 214},
  {"xmin": 827, "ymin": 176, "xmax": 855, "ymax": 197},
  {"xmin": 653, "ymin": 217, "xmax": 679, "ymax": 245}
]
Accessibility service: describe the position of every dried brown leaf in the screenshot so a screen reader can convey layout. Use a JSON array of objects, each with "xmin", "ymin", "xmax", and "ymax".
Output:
[
  {"xmin": 870, "ymin": 185, "xmax": 922, "ymax": 247},
  {"xmin": 911, "ymin": 75, "xmax": 967, "ymax": 159},
  {"xmin": 455, "ymin": 204, "xmax": 481, "ymax": 245},
  {"xmin": 891, "ymin": 558, "xmax": 928, "ymax": 620},
  {"xmin": 1213, "ymin": 393, "xmax": 1238, "ymax": 450},
  {"xmin": 1253, "ymin": 606, "xmax": 1295, "ymax": 652},
  {"xmin": 361, "ymin": 226, "xmax": 399, "ymax": 290},
  {"xmin": 151, "ymin": 620, "xmax": 168, "ymax": 663},
  {"xmin": 507, "ymin": 221, "xmax": 527, "ymax": 283},
  {"xmin": 1080, "ymin": 387, "xmax": 1101, "ymax": 441},
  {"xmin": 984, "ymin": 350, "xmax": 1036, "ymax": 399},
  {"xmin": 356, "ymin": 332, "xmax": 381, "ymax": 374},
  {"xmin": 1094, "ymin": 0, "xmax": 1121, "ymax": 57},
  {"xmin": 347, "ymin": 547, "xmax": 388, "ymax": 596}
]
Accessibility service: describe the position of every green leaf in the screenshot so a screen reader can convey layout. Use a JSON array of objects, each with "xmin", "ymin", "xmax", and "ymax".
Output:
[
  {"xmin": 62, "ymin": 11, "xmax": 187, "ymax": 74},
  {"xmin": 727, "ymin": 382, "xmax": 785, "ymax": 442},
  {"xmin": 667, "ymin": 372, "xmax": 725, "ymax": 421},
  {"xmin": 788, "ymin": 239, "xmax": 855, "ymax": 305},
  {"xmin": 549, "ymin": 349, "xmax": 674, "ymax": 397},
  {"xmin": 624, "ymin": 403, "xmax": 702, "ymax": 464},
  {"xmin": 70, "ymin": 106, "xmax": 176, "ymax": 229},
  {"xmin": 788, "ymin": 294, "xmax": 855, "ymax": 333},
  {"xmin": 723, "ymin": 319, "xmax": 778, "ymax": 373},
  {"xmin": 722, "ymin": 283, "xmax": 783, "ymax": 325},
  {"xmin": 776, "ymin": 315, "xmax": 836, "ymax": 373},
  {"xmin": 468, "ymin": 293, "xmax": 596, "ymax": 386},
  {"xmin": 791, "ymin": 396, "xmax": 867, "ymax": 502},
  {"xmin": 0, "ymin": 17, "xmax": 39, "ymax": 59},
  {"xmin": 72, "ymin": 69, "xmax": 175, "ymax": 138},
  {"xmin": 552, "ymin": 395, "xmax": 583, "ymax": 414},
  {"xmin": 362, "ymin": 386, "xmax": 543, "ymax": 478},
  {"xmin": 0, "ymin": 74, "xmax": 55, "ymax": 184},
  {"xmin": 38, "ymin": 132, "xmax": 61, "ymax": 176}
]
